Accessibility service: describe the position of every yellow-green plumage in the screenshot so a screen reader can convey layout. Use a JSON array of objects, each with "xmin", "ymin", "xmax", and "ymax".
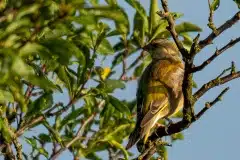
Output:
[{"xmin": 126, "ymin": 39, "xmax": 184, "ymax": 149}]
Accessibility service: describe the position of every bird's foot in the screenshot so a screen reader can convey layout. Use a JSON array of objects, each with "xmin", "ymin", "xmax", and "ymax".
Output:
[{"xmin": 164, "ymin": 118, "xmax": 173, "ymax": 134}]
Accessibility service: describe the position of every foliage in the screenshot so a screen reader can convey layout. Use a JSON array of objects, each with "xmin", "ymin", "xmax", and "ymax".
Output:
[{"xmin": 1, "ymin": 0, "xmax": 238, "ymax": 159}]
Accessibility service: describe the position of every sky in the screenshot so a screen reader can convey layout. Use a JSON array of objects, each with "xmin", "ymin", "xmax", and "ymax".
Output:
[{"xmin": 9, "ymin": 0, "xmax": 240, "ymax": 160}]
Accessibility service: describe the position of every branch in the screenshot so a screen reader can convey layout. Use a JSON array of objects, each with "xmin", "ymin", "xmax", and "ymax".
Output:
[
  {"xmin": 195, "ymin": 87, "xmax": 229, "ymax": 120},
  {"xmin": 157, "ymin": 0, "xmax": 189, "ymax": 59},
  {"xmin": 12, "ymin": 137, "xmax": 23, "ymax": 160},
  {"xmin": 50, "ymin": 114, "xmax": 95, "ymax": 160},
  {"xmin": 207, "ymin": 0, "xmax": 217, "ymax": 32},
  {"xmin": 199, "ymin": 11, "xmax": 240, "ymax": 49},
  {"xmin": 50, "ymin": 100, "xmax": 105, "ymax": 160},
  {"xmin": 193, "ymin": 71, "xmax": 240, "ymax": 100},
  {"xmin": 192, "ymin": 37, "xmax": 240, "ymax": 72},
  {"xmin": 120, "ymin": 40, "xmax": 129, "ymax": 80}
]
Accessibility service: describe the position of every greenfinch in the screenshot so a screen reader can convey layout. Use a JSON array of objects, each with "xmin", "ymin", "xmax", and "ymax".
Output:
[{"xmin": 126, "ymin": 39, "xmax": 184, "ymax": 149}]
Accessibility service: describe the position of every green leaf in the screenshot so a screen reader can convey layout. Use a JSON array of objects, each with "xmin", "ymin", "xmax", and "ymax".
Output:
[
  {"xmin": 109, "ymin": 95, "xmax": 130, "ymax": 115},
  {"xmin": 126, "ymin": 0, "xmax": 148, "ymax": 46},
  {"xmin": 100, "ymin": 103, "xmax": 114, "ymax": 127},
  {"xmin": 40, "ymin": 38, "xmax": 84, "ymax": 65},
  {"xmin": 149, "ymin": 0, "xmax": 160, "ymax": 35},
  {"xmin": 133, "ymin": 54, "xmax": 152, "ymax": 77},
  {"xmin": 105, "ymin": 0, "xmax": 117, "ymax": 6},
  {"xmin": 210, "ymin": 0, "xmax": 220, "ymax": 11},
  {"xmin": 108, "ymin": 140, "xmax": 129, "ymax": 159},
  {"xmin": 149, "ymin": 20, "xmax": 168, "ymax": 41},
  {"xmin": 97, "ymin": 39, "xmax": 114, "ymax": 55},
  {"xmin": 0, "ymin": 89, "xmax": 14, "ymax": 103},
  {"xmin": 27, "ymin": 74, "xmax": 61, "ymax": 92},
  {"xmin": 125, "ymin": 0, "xmax": 148, "ymax": 31},
  {"xmin": 38, "ymin": 133, "xmax": 52, "ymax": 143},
  {"xmin": 233, "ymin": 0, "xmax": 240, "ymax": 8},
  {"xmin": 89, "ymin": 0, "xmax": 99, "ymax": 6},
  {"xmin": 99, "ymin": 79, "xmax": 125, "ymax": 93},
  {"xmin": 0, "ymin": 118, "xmax": 12, "ymax": 143},
  {"xmin": 26, "ymin": 92, "xmax": 53, "ymax": 117},
  {"xmin": 43, "ymin": 121, "xmax": 63, "ymax": 146},
  {"xmin": 25, "ymin": 137, "xmax": 38, "ymax": 149},
  {"xmin": 82, "ymin": 6, "xmax": 129, "ymax": 34},
  {"xmin": 12, "ymin": 57, "xmax": 34, "ymax": 76},
  {"xmin": 160, "ymin": 22, "xmax": 202, "ymax": 38},
  {"xmin": 16, "ymin": 4, "xmax": 40, "ymax": 19},
  {"xmin": 171, "ymin": 132, "xmax": 184, "ymax": 142},
  {"xmin": 38, "ymin": 148, "xmax": 49, "ymax": 158},
  {"xmin": 56, "ymin": 66, "xmax": 76, "ymax": 96},
  {"xmin": 5, "ymin": 18, "xmax": 32, "ymax": 35},
  {"xmin": 60, "ymin": 107, "xmax": 85, "ymax": 130},
  {"xmin": 19, "ymin": 42, "xmax": 51, "ymax": 59}
]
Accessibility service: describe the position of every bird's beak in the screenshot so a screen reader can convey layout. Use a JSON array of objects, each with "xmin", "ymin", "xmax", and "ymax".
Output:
[{"xmin": 142, "ymin": 44, "xmax": 152, "ymax": 51}]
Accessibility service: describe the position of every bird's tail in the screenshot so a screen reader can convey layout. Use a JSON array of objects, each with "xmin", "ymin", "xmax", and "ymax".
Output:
[{"xmin": 126, "ymin": 126, "xmax": 140, "ymax": 150}]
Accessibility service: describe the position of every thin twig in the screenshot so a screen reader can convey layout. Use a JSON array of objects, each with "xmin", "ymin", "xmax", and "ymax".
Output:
[
  {"xmin": 120, "ymin": 40, "xmax": 129, "ymax": 80},
  {"xmin": 193, "ymin": 71, "xmax": 240, "ymax": 100},
  {"xmin": 195, "ymin": 87, "xmax": 229, "ymax": 120},
  {"xmin": 192, "ymin": 37, "xmax": 240, "ymax": 72},
  {"xmin": 207, "ymin": 0, "xmax": 217, "ymax": 32},
  {"xmin": 50, "ymin": 100, "xmax": 105, "ymax": 160},
  {"xmin": 50, "ymin": 114, "xmax": 95, "ymax": 160},
  {"xmin": 157, "ymin": 0, "xmax": 189, "ymax": 59},
  {"xmin": 12, "ymin": 136, "xmax": 23, "ymax": 160},
  {"xmin": 199, "ymin": 11, "xmax": 240, "ymax": 49}
]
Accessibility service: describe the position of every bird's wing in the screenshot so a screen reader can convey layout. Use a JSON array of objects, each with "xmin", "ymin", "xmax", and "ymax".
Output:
[
  {"xmin": 126, "ymin": 64, "xmax": 152, "ymax": 149},
  {"xmin": 152, "ymin": 60, "xmax": 184, "ymax": 97},
  {"xmin": 140, "ymin": 96, "xmax": 168, "ymax": 127}
]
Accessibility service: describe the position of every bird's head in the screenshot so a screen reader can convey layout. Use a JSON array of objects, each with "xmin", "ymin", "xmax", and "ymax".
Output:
[{"xmin": 143, "ymin": 39, "xmax": 181, "ymax": 61}]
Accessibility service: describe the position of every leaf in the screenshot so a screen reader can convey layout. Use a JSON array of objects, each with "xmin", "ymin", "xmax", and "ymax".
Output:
[
  {"xmin": 25, "ymin": 137, "xmax": 38, "ymax": 149},
  {"xmin": 133, "ymin": 54, "xmax": 152, "ymax": 77},
  {"xmin": 171, "ymin": 132, "xmax": 184, "ymax": 142},
  {"xmin": 60, "ymin": 107, "xmax": 85, "ymax": 130},
  {"xmin": 40, "ymin": 38, "xmax": 84, "ymax": 65},
  {"xmin": 125, "ymin": 0, "xmax": 148, "ymax": 31},
  {"xmin": 108, "ymin": 140, "xmax": 129, "ymax": 159},
  {"xmin": 26, "ymin": 92, "xmax": 53, "ymax": 117},
  {"xmin": 233, "ymin": 0, "xmax": 240, "ymax": 8},
  {"xmin": 210, "ymin": 0, "xmax": 220, "ymax": 11},
  {"xmin": 127, "ymin": 0, "xmax": 148, "ymax": 46},
  {"xmin": 99, "ymin": 79, "xmax": 125, "ymax": 93},
  {"xmin": 0, "ymin": 118, "xmax": 12, "ymax": 143},
  {"xmin": 38, "ymin": 148, "xmax": 49, "ymax": 158},
  {"xmin": 5, "ymin": 18, "xmax": 32, "ymax": 35},
  {"xmin": 100, "ymin": 103, "xmax": 114, "ymax": 127},
  {"xmin": 149, "ymin": 0, "xmax": 160, "ymax": 35},
  {"xmin": 160, "ymin": 22, "xmax": 202, "ymax": 38},
  {"xmin": 82, "ymin": 6, "xmax": 129, "ymax": 34},
  {"xmin": 38, "ymin": 133, "xmax": 52, "ymax": 143},
  {"xmin": 12, "ymin": 57, "xmax": 34, "ymax": 76},
  {"xmin": 19, "ymin": 42, "xmax": 51, "ymax": 59},
  {"xmin": 16, "ymin": 4, "xmax": 40, "ymax": 19},
  {"xmin": 105, "ymin": 0, "xmax": 117, "ymax": 6},
  {"xmin": 27, "ymin": 74, "xmax": 62, "ymax": 92},
  {"xmin": 96, "ymin": 38, "xmax": 114, "ymax": 55},
  {"xmin": 56, "ymin": 66, "xmax": 76, "ymax": 96},
  {"xmin": 175, "ymin": 22, "xmax": 202, "ymax": 32},
  {"xmin": 132, "ymin": 12, "xmax": 145, "ymax": 46},
  {"xmin": 0, "ymin": 89, "xmax": 14, "ymax": 103},
  {"xmin": 43, "ymin": 121, "xmax": 63, "ymax": 146},
  {"xmin": 89, "ymin": 0, "xmax": 99, "ymax": 6},
  {"xmin": 109, "ymin": 95, "xmax": 130, "ymax": 115},
  {"xmin": 149, "ymin": 20, "xmax": 168, "ymax": 41}
]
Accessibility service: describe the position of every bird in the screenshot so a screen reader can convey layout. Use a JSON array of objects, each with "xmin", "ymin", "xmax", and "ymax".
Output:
[{"xmin": 126, "ymin": 39, "xmax": 184, "ymax": 149}]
